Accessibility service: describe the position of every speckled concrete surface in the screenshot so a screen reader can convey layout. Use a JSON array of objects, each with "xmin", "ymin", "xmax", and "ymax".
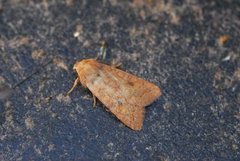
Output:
[{"xmin": 0, "ymin": 0, "xmax": 239, "ymax": 160}]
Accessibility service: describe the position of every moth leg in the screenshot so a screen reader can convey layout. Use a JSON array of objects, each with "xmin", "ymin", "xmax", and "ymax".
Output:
[
  {"xmin": 99, "ymin": 40, "xmax": 108, "ymax": 60},
  {"xmin": 95, "ymin": 40, "xmax": 108, "ymax": 60},
  {"xmin": 111, "ymin": 60, "xmax": 122, "ymax": 68},
  {"xmin": 66, "ymin": 78, "xmax": 79, "ymax": 95},
  {"xmin": 92, "ymin": 94, "xmax": 97, "ymax": 108},
  {"xmin": 94, "ymin": 55, "xmax": 99, "ymax": 60}
]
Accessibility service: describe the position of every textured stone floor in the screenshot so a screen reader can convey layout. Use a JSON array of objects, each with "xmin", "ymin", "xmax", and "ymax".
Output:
[{"xmin": 0, "ymin": 0, "xmax": 239, "ymax": 160}]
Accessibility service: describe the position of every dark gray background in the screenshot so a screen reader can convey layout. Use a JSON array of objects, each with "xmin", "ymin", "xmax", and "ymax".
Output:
[{"xmin": 0, "ymin": 0, "xmax": 239, "ymax": 160}]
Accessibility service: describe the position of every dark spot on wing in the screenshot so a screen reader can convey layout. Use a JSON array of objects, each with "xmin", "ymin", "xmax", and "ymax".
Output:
[
  {"xmin": 96, "ymin": 73, "xmax": 100, "ymax": 77},
  {"xmin": 128, "ymin": 81, "xmax": 134, "ymax": 86},
  {"xmin": 117, "ymin": 100, "xmax": 123, "ymax": 105},
  {"xmin": 91, "ymin": 73, "xmax": 101, "ymax": 85}
]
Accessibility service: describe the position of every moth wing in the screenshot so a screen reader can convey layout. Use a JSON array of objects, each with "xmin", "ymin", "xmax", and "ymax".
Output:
[
  {"xmin": 85, "ymin": 63, "xmax": 161, "ymax": 130},
  {"xmin": 110, "ymin": 104, "xmax": 144, "ymax": 130}
]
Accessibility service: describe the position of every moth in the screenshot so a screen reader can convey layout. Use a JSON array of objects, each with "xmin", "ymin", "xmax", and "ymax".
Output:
[{"xmin": 67, "ymin": 59, "xmax": 161, "ymax": 130}]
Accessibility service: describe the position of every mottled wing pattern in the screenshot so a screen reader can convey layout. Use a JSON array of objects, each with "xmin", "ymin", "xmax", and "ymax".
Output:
[{"xmin": 84, "ymin": 62, "xmax": 161, "ymax": 130}]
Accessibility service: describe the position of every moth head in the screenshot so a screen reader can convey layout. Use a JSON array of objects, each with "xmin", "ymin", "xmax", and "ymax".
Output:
[
  {"xmin": 73, "ymin": 59, "xmax": 96, "ymax": 71},
  {"xmin": 73, "ymin": 61, "xmax": 81, "ymax": 71},
  {"xmin": 72, "ymin": 59, "xmax": 96, "ymax": 87},
  {"xmin": 72, "ymin": 59, "xmax": 86, "ymax": 73}
]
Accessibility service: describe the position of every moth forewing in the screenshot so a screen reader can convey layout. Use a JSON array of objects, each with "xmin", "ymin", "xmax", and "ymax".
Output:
[{"xmin": 72, "ymin": 59, "xmax": 161, "ymax": 130}]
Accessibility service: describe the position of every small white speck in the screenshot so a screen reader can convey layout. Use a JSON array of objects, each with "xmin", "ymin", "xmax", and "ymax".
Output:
[
  {"xmin": 107, "ymin": 142, "xmax": 114, "ymax": 147},
  {"xmin": 25, "ymin": 117, "xmax": 34, "ymax": 130},
  {"xmin": 34, "ymin": 145, "xmax": 42, "ymax": 155},
  {"xmin": 73, "ymin": 31, "xmax": 80, "ymax": 37},
  {"xmin": 222, "ymin": 55, "xmax": 231, "ymax": 61},
  {"xmin": 48, "ymin": 144, "xmax": 55, "ymax": 151}
]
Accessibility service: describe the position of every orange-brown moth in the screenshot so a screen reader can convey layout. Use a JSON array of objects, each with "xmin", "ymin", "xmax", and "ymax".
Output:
[{"xmin": 67, "ymin": 59, "xmax": 161, "ymax": 130}]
